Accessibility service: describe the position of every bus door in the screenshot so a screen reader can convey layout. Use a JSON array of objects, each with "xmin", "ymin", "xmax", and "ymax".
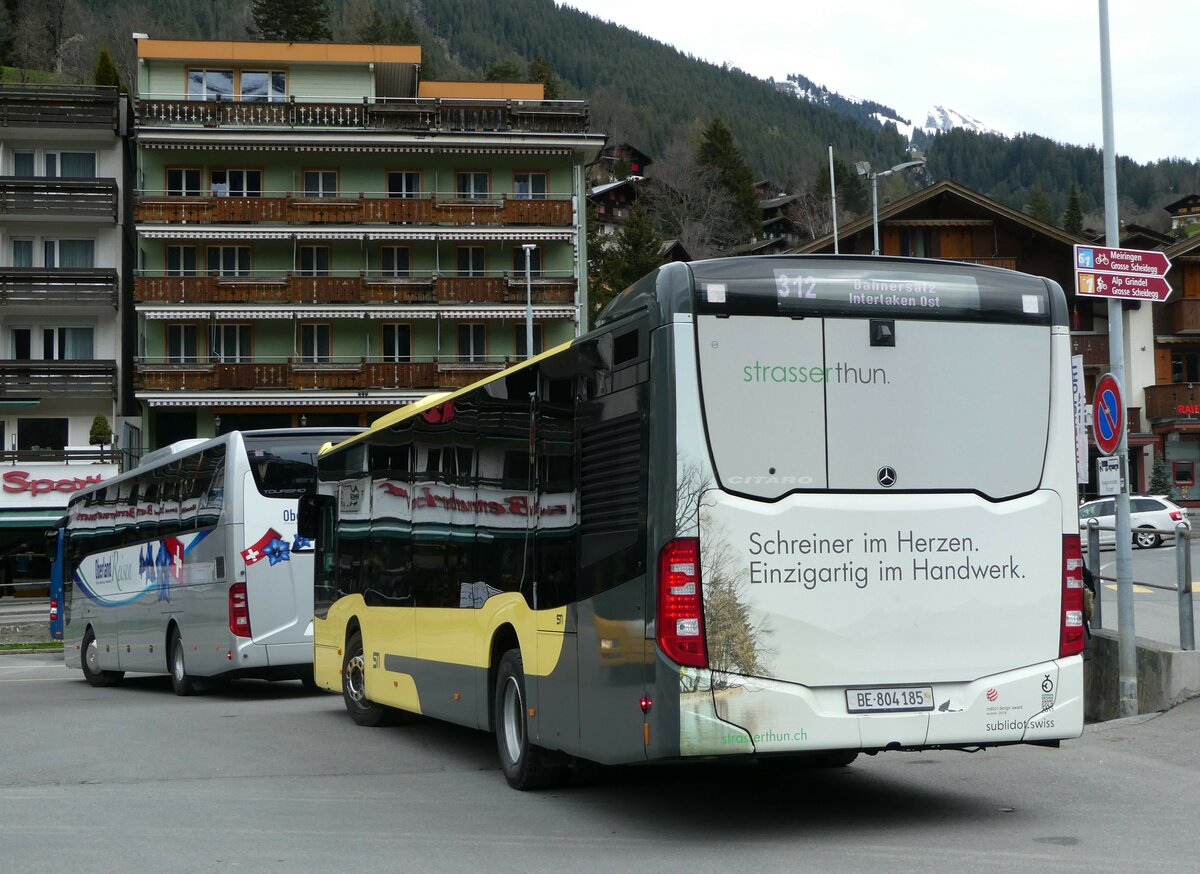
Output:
[{"xmin": 242, "ymin": 476, "xmax": 310, "ymax": 648}]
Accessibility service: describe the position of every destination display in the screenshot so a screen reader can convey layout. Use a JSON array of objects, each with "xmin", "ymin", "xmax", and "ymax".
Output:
[{"xmin": 691, "ymin": 258, "xmax": 1057, "ymax": 324}]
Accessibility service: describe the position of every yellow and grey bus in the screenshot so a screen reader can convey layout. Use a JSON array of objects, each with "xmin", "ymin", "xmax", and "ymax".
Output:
[{"xmin": 304, "ymin": 256, "xmax": 1085, "ymax": 789}]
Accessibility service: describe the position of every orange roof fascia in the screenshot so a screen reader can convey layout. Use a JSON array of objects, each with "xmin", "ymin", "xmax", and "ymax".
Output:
[
  {"xmin": 136, "ymin": 39, "xmax": 420, "ymax": 65},
  {"xmin": 418, "ymin": 81, "xmax": 544, "ymax": 100}
]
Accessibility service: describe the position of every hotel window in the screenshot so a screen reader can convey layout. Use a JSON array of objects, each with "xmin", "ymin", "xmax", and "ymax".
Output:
[
  {"xmin": 381, "ymin": 246, "xmax": 410, "ymax": 277},
  {"xmin": 300, "ymin": 323, "xmax": 331, "ymax": 363},
  {"xmin": 457, "ymin": 323, "xmax": 486, "ymax": 363},
  {"xmin": 298, "ymin": 246, "xmax": 330, "ymax": 277},
  {"xmin": 167, "ymin": 168, "xmax": 201, "ymax": 197},
  {"xmin": 12, "ymin": 239, "xmax": 33, "ymax": 268},
  {"xmin": 514, "ymin": 324, "xmax": 543, "ymax": 358},
  {"xmin": 512, "ymin": 246, "xmax": 542, "ymax": 276},
  {"xmin": 10, "ymin": 328, "xmax": 31, "ymax": 359},
  {"xmin": 167, "ymin": 324, "xmax": 198, "ymax": 364},
  {"xmin": 46, "ymin": 151, "xmax": 96, "ymax": 178},
  {"xmin": 43, "ymin": 327, "xmax": 93, "ymax": 360},
  {"xmin": 387, "ymin": 171, "xmax": 421, "ymax": 198},
  {"xmin": 206, "ymin": 246, "xmax": 251, "ymax": 277},
  {"xmin": 382, "ymin": 323, "xmax": 411, "ymax": 363},
  {"xmin": 209, "ymin": 324, "xmax": 252, "ymax": 363},
  {"xmin": 240, "ymin": 70, "xmax": 287, "ymax": 102},
  {"xmin": 513, "ymin": 172, "xmax": 547, "ymax": 200},
  {"xmin": 1172, "ymin": 352, "xmax": 1200, "ymax": 384},
  {"xmin": 167, "ymin": 245, "xmax": 198, "ymax": 277},
  {"xmin": 187, "ymin": 69, "xmax": 234, "ymax": 101},
  {"xmin": 302, "ymin": 170, "xmax": 338, "ymax": 199},
  {"xmin": 43, "ymin": 239, "xmax": 94, "ymax": 268},
  {"xmin": 13, "ymin": 151, "xmax": 34, "ymax": 176},
  {"xmin": 455, "ymin": 171, "xmax": 490, "ymax": 200},
  {"xmin": 210, "ymin": 169, "xmax": 263, "ymax": 197},
  {"xmin": 456, "ymin": 246, "xmax": 485, "ymax": 277}
]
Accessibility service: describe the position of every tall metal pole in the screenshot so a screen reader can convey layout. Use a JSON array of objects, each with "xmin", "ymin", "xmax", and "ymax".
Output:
[
  {"xmin": 828, "ymin": 144, "xmax": 839, "ymax": 254},
  {"xmin": 870, "ymin": 173, "xmax": 880, "ymax": 255},
  {"xmin": 522, "ymin": 244, "xmax": 535, "ymax": 360},
  {"xmin": 1099, "ymin": 0, "xmax": 1137, "ymax": 717}
]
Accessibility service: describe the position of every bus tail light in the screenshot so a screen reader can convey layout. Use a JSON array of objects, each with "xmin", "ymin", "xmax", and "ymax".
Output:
[
  {"xmin": 1061, "ymin": 535, "xmax": 1085, "ymax": 657},
  {"xmin": 49, "ymin": 598, "xmax": 58, "ymax": 621},
  {"xmin": 657, "ymin": 538, "xmax": 707, "ymax": 668},
  {"xmin": 228, "ymin": 582, "xmax": 251, "ymax": 638}
]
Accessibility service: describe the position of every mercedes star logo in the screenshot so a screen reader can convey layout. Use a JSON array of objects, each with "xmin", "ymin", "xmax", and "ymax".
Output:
[{"xmin": 877, "ymin": 466, "xmax": 897, "ymax": 488}]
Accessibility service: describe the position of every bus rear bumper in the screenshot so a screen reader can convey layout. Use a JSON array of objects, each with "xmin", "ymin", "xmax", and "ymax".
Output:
[{"xmin": 678, "ymin": 657, "xmax": 1084, "ymax": 757}]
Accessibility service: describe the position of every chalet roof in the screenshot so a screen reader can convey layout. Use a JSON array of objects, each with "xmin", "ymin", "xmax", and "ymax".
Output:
[
  {"xmin": 1089, "ymin": 223, "xmax": 1175, "ymax": 249},
  {"xmin": 1163, "ymin": 230, "xmax": 1200, "ymax": 260},
  {"xmin": 791, "ymin": 178, "xmax": 1087, "ymax": 254},
  {"xmin": 760, "ymin": 193, "xmax": 799, "ymax": 210},
  {"xmin": 586, "ymin": 177, "xmax": 642, "ymax": 198},
  {"xmin": 600, "ymin": 142, "xmax": 653, "ymax": 165},
  {"xmin": 1164, "ymin": 194, "xmax": 1200, "ymax": 213}
]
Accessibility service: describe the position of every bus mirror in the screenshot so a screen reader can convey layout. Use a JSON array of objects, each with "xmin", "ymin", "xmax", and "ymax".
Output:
[{"xmin": 297, "ymin": 494, "xmax": 328, "ymax": 539}]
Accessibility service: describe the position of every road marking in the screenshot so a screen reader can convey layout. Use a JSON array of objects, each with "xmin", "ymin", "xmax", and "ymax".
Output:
[
  {"xmin": 0, "ymin": 676, "xmax": 76, "ymax": 683},
  {"xmin": 1102, "ymin": 583, "xmax": 1155, "ymax": 594}
]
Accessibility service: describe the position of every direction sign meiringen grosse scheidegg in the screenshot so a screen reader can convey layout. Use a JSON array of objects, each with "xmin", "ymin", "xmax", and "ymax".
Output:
[{"xmin": 1074, "ymin": 244, "xmax": 1172, "ymax": 302}]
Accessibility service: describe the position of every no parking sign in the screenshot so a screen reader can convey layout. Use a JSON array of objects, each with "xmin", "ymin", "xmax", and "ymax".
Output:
[{"xmin": 1092, "ymin": 372, "xmax": 1123, "ymax": 456}]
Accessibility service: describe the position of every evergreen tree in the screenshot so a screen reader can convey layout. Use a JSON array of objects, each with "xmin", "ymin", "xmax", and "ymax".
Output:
[
  {"xmin": 696, "ymin": 118, "xmax": 760, "ymax": 242},
  {"xmin": 1148, "ymin": 453, "xmax": 1173, "ymax": 496},
  {"xmin": 1062, "ymin": 183, "xmax": 1085, "ymax": 236},
  {"xmin": 811, "ymin": 155, "xmax": 869, "ymax": 216},
  {"xmin": 485, "ymin": 59, "xmax": 523, "ymax": 81},
  {"xmin": 587, "ymin": 200, "xmax": 662, "ymax": 325},
  {"xmin": 1025, "ymin": 184, "xmax": 1057, "ymax": 226},
  {"xmin": 526, "ymin": 57, "xmax": 560, "ymax": 100},
  {"xmin": 249, "ymin": 0, "xmax": 331, "ymax": 42},
  {"xmin": 93, "ymin": 45, "xmax": 122, "ymax": 90}
]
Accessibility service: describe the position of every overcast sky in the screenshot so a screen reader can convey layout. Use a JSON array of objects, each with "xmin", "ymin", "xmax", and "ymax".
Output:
[{"xmin": 556, "ymin": 1, "xmax": 1193, "ymax": 166}]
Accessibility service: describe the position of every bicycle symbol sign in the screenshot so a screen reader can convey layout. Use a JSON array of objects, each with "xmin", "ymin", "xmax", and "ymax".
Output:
[{"xmin": 1092, "ymin": 373, "xmax": 1123, "ymax": 456}]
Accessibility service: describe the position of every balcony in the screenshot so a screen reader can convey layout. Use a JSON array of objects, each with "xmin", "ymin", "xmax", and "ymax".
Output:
[
  {"xmin": 134, "ymin": 192, "xmax": 572, "ymax": 226},
  {"xmin": 1161, "ymin": 299, "xmax": 1200, "ymax": 335},
  {"xmin": 135, "ymin": 357, "xmax": 505, "ymax": 392},
  {"xmin": 1071, "ymin": 332, "xmax": 1110, "ymax": 368},
  {"xmin": 136, "ymin": 96, "xmax": 590, "ymax": 134},
  {"xmin": 135, "ymin": 272, "xmax": 575, "ymax": 306},
  {"xmin": 0, "ymin": 177, "xmax": 119, "ymax": 220},
  {"xmin": 1, "ymin": 268, "xmax": 119, "ymax": 308},
  {"xmin": 0, "ymin": 85, "xmax": 120, "ymax": 129},
  {"xmin": 0, "ymin": 361, "xmax": 117, "ymax": 398},
  {"xmin": 1145, "ymin": 383, "xmax": 1200, "ymax": 422}
]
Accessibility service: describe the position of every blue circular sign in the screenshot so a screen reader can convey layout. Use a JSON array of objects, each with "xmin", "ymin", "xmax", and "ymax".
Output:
[{"xmin": 1092, "ymin": 373, "xmax": 1123, "ymax": 456}]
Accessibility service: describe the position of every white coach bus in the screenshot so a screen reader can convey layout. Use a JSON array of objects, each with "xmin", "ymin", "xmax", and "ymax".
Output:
[{"xmin": 63, "ymin": 428, "xmax": 356, "ymax": 694}]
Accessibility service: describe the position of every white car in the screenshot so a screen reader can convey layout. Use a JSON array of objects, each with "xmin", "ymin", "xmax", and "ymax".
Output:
[{"xmin": 1078, "ymin": 496, "xmax": 1190, "ymax": 548}]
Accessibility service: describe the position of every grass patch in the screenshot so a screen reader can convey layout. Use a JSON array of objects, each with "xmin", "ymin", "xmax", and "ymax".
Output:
[
  {"xmin": 0, "ymin": 66, "xmax": 74, "ymax": 85},
  {"xmin": 0, "ymin": 641, "xmax": 63, "ymax": 651}
]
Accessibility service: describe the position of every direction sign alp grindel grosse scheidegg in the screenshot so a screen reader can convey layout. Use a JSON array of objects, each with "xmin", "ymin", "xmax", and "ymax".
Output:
[{"xmin": 1074, "ymin": 244, "xmax": 1172, "ymax": 302}]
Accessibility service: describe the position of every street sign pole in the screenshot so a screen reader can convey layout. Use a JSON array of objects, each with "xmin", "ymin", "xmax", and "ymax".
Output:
[{"xmin": 1099, "ymin": 0, "xmax": 1137, "ymax": 718}]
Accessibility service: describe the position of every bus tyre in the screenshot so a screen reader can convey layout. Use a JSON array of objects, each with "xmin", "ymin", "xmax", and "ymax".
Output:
[
  {"xmin": 81, "ymin": 627, "xmax": 123, "ymax": 687},
  {"xmin": 495, "ymin": 649, "xmax": 565, "ymax": 790},
  {"xmin": 168, "ymin": 627, "xmax": 197, "ymax": 697},
  {"xmin": 343, "ymin": 632, "xmax": 390, "ymax": 726}
]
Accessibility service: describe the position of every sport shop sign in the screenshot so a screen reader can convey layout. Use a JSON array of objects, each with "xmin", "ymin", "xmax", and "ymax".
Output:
[{"xmin": 0, "ymin": 464, "xmax": 120, "ymax": 510}]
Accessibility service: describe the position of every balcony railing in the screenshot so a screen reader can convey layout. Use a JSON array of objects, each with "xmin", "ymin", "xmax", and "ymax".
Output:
[
  {"xmin": 0, "ymin": 268, "xmax": 119, "ymax": 308},
  {"xmin": 135, "ymin": 356, "xmax": 508, "ymax": 392},
  {"xmin": 136, "ymin": 95, "xmax": 590, "ymax": 134},
  {"xmin": 135, "ymin": 272, "xmax": 576, "ymax": 306},
  {"xmin": 0, "ymin": 361, "xmax": 117, "ymax": 398},
  {"xmin": 0, "ymin": 85, "xmax": 120, "ymax": 129},
  {"xmin": 1161, "ymin": 299, "xmax": 1200, "ymax": 334},
  {"xmin": 134, "ymin": 191, "xmax": 573, "ymax": 226},
  {"xmin": 1145, "ymin": 383, "xmax": 1200, "ymax": 422},
  {"xmin": 1071, "ymin": 332, "xmax": 1110, "ymax": 368},
  {"xmin": 0, "ymin": 448, "xmax": 115, "ymax": 465},
  {"xmin": 0, "ymin": 177, "xmax": 119, "ymax": 219}
]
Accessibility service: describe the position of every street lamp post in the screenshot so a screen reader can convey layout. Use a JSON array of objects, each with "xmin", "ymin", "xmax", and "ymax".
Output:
[
  {"xmin": 521, "ymin": 244, "xmax": 537, "ymax": 359},
  {"xmin": 855, "ymin": 159, "xmax": 926, "ymax": 255}
]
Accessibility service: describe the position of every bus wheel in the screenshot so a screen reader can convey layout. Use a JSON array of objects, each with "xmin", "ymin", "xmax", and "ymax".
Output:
[
  {"xmin": 168, "ymin": 627, "xmax": 197, "ymax": 697},
  {"xmin": 81, "ymin": 627, "xmax": 123, "ymax": 688},
  {"xmin": 494, "ymin": 649, "xmax": 565, "ymax": 790},
  {"xmin": 342, "ymin": 632, "xmax": 390, "ymax": 726}
]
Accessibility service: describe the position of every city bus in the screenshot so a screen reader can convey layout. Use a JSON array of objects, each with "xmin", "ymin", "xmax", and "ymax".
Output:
[
  {"xmin": 63, "ymin": 428, "xmax": 357, "ymax": 694},
  {"xmin": 303, "ymin": 256, "xmax": 1085, "ymax": 789}
]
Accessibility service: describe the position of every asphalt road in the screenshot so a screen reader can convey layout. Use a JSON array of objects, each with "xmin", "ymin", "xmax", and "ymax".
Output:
[{"xmin": 3, "ymin": 651, "xmax": 1199, "ymax": 874}]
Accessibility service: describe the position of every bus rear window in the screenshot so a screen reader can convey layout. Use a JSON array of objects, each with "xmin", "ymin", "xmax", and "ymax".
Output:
[{"xmin": 244, "ymin": 435, "xmax": 327, "ymax": 498}]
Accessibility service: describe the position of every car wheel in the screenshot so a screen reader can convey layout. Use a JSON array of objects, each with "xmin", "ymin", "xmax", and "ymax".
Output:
[
  {"xmin": 494, "ymin": 648, "xmax": 566, "ymax": 790},
  {"xmin": 80, "ymin": 627, "xmax": 123, "ymax": 687},
  {"xmin": 342, "ymin": 632, "xmax": 392, "ymax": 726},
  {"xmin": 1134, "ymin": 527, "xmax": 1160, "ymax": 549},
  {"xmin": 169, "ymin": 627, "xmax": 197, "ymax": 696}
]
